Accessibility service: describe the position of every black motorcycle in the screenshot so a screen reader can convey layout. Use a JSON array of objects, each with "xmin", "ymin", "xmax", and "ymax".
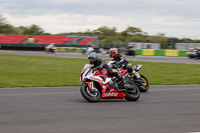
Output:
[
  {"xmin": 131, "ymin": 65, "xmax": 149, "ymax": 92},
  {"xmin": 107, "ymin": 61, "xmax": 149, "ymax": 92}
]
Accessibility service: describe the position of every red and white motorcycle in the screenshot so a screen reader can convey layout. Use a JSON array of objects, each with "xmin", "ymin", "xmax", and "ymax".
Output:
[{"xmin": 80, "ymin": 64, "xmax": 140, "ymax": 102}]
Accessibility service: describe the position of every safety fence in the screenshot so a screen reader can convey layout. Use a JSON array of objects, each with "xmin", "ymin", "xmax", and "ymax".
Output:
[{"xmin": 47, "ymin": 47, "xmax": 189, "ymax": 57}]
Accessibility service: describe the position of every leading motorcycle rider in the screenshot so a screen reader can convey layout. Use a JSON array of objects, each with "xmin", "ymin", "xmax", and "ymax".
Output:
[
  {"xmin": 109, "ymin": 48, "xmax": 133, "ymax": 74},
  {"xmin": 88, "ymin": 52, "xmax": 133, "ymax": 90}
]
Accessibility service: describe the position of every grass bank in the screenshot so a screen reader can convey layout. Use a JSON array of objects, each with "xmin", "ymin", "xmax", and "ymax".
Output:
[{"xmin": 0, "ymin": 54, "xmax": 199, "ymax": 87}]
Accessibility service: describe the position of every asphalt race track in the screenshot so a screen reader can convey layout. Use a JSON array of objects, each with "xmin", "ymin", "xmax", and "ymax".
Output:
[
  {"xmin": 0, "ymin": 50, "xmax": 200, "ymax": 64},
  {"xmin": 0, "ymin": 85, "xmax": 200, "ymax": 133},
  {"xmin": 0, "ymin": 50, "xmax": 200, "ymax": 133}
]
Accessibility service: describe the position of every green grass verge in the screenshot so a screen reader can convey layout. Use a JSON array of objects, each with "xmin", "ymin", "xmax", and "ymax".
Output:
[{"xmin": 0, "ymin": 54, "xmax": 200, "ymax": 87}]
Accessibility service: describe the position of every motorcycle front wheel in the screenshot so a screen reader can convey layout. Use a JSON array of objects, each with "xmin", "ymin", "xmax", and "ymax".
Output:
[
  {"xmin": 134, "ymin": 75, "xmax": 149, "ymax": 92},
  {"xmin": 80, "ymin": 83, "xmax": 101, "ymax": 102}
]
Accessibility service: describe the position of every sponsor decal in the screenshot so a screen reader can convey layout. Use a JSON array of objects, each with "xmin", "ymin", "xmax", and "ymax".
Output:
[
  {"xmin": 89, "ymin": 76, "xmax": 104, "ymax": 83},
  {"xmin": 102, "ymin": 92, "xmax": 118, "ymax": 97},
  {"xmin": 112, "ymin": 69, "xmax": 117, "ymax": 72},
  {"xmin": 102, "ymin": 85, "xmax": 106, "ymax": 90}
]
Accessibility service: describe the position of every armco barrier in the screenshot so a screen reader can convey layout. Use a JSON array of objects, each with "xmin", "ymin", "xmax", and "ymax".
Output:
[
  {"xmin": 179, "ymin": 50, "xmax": 188, "ymax": 57},
  {"xmin": 61, "ymin": 47, "xmax": 65, "ymax": 52},
  {"xmin": 135, "ymin": 49, "xmax": 142, "ymax": 55},
  {"xmin": 73, "ymin": 47, "xmax": 77, "ymax": 52},
  {"xmin": 142, "ymin": 49, "xmax": 155, "ymax": 55},
  {"xmin": 65, "ymin": 47, "xmax": 68, "ymax": 52},
  {"xmin": 135, "ymin": 49, "xmax": 189, "ymax": 57},
  {"xmin": 53, "ymin": 47, "xmax": 83, "ymax": 53},
  {"xmin": 68, "ymin": 47, "xmax": 73, "ymax": 52},
  {"xmin": 155, "ymin": 49, "xmax": 165, "ymax": 56},
  {"xmin": 57, "ymin": 47, "xmax": 61, "ymax": 52},
  {"xmin": 165, "ymin": 50, "xmax": 179, "ymax": 56},
  {"xmin": 50, "ymin": 47, "xmax": 189, "ymax": 57},
  {"xmin": 77, "ymin": 48, "xmax": 81, "ymax": 53},
  {"xmin": 139, "ymin": 49, "xmax": 189, "ymax": 57}
]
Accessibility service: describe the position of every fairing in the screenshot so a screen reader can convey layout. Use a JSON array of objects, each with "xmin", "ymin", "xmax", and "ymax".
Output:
[{"xmin": 80, "ymin": 64, "xmax": 126, "ymax": 99}]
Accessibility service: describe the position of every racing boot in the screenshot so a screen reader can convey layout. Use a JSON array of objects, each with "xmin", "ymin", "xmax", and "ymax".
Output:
[
  {"xmin": 120, "ymin": 76, "xmax": 136, "ymax": 92},
  {"xmin": 119, "ymin": 77, "xmax": 133, "ymax": 91},
  {"xmin": 124, "ymin": 83, "xmax": 134, "ymax": 90},
  {"xmin": 115, "ymin": 73, "xmax": 126, "ymax": 91},
  {"xmin": 124, "ymin": 83, "xmax": 136, "ymax": 92},
  {"xmin": 115, "ymin": 72, "xmax": 135, "ymax": 92}
]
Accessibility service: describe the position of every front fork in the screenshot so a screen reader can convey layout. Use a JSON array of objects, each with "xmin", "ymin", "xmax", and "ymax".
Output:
[
  {"xmin": 83, "ymin": 81, "xmax": 98, "ymax": 92},
  {"xmin": 132, "ymin": 70, "xmax": 141, "ymax": 79},
  {"xmin": 132, "ymin": 70, "xmax": 145, "ymax": 84}
]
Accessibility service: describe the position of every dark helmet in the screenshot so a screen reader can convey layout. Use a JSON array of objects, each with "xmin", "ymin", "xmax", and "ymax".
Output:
[
  {"xmin": 109, "ymin": 48, "xmax": 118, "ymax": 58},
  {"xmin": 88, "ymin": 52, "xmax": 98, "ymax": 64}
]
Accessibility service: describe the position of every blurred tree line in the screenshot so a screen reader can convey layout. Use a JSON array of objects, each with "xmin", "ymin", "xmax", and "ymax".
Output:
[
  {"xmin": 1, "ymin": 13, "xmax": 200, "ymax": 49},
  {"xmin": 0, "ymin": 14, "xmax": 50, "ymax": 35}
]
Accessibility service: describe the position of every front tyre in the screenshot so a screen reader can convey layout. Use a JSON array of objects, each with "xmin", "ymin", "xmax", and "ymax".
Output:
[
  {"xmin": 134, "ymin": 75, "xmax": 149, "ymax": 92},
  {"xmin": 124, "ymin": 82, "xmax": 140, "ymax": 101},
  {"xmin": 80, "ymin": 83, "xmax": 101, "ymax": 102}
]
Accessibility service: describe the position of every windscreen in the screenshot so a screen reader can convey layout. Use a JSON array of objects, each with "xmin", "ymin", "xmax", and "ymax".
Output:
[{"xmin": 82, "ymin": 64, "xmax": 91, "ymax": 71}]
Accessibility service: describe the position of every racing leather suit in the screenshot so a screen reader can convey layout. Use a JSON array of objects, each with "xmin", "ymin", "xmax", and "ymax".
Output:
[
  {"xmin": 112, "ymin": 53, "xmax": 133, "ymax": 73},
  {"xmin": 92, "ymin": 58, "xmax": 123, "ymax": 80}
]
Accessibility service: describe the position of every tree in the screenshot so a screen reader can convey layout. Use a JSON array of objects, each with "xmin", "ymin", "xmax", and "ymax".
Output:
[
  {"xmin": 156, "ymin": 33, "xmax": 168, "ymax": 49},
  {"xmin": 21, "ymin": 24, "xmax": 49, "ymax": 35},
  {"xmin": 0, "ymin": 14, "xmax": 18, "ymax": 34},
  {"xmin": 121, "ymin": 26, "xmax": 144, "ymax": 36},
  {"xmin": 93, "ymin": 26, "xmax": 117, "ymax": 36},
  {"xmin": 0, "ymin": 14, "xmax": 6, "ymax": 25}
]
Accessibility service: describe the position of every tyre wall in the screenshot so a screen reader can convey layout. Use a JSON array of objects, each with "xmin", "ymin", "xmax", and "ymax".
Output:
[{"xmin": 47, "ymin": 47, "xmax": 189, "ymax": 57}]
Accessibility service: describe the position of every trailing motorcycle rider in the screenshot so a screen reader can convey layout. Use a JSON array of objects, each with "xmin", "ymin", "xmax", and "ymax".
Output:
[
  {"xmin": 87, "ymin": 52, "xmax": 134, "ymax": 91},
  {"xmin": 109, "ymin": 48, "xmax": 133, "ymax": 74},
  {"xmin": 109, "ymin": 48, "xmax": 144, "ymax": 83}
]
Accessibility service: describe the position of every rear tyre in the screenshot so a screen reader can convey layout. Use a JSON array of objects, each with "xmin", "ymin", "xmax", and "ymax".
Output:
[
  {"xmin": 80, "ymin": 83, "xmax": 101, "ymax": 102},
  {"xmin": 124, "ymin": 82, "xmax": 140, "ymax": 101}
]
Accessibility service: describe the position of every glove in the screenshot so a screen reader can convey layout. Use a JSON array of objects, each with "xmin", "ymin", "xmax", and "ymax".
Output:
[
  {"xmin": 96, "ymin": 66, "xmax": 103, "ymax": 70},
  {"xmin": 116, "ymin": 62, "xmax": 122, "ymax": 68},
  {"xmin": 92, "ymin": 68, "xmax": 97, "ymax": 72},
  {"xmin": 92, "ymin": 66, "xmax": 102, "ymax": 72}
]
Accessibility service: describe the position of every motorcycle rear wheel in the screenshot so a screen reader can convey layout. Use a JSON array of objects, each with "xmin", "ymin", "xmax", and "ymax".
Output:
[
  {"xmin": 80, "ymin": 83, "xmax": 101, "ymax": 102},
  {"xmin": 124, "ymin": 82, "xmax": 140, "ymax": 101}
]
